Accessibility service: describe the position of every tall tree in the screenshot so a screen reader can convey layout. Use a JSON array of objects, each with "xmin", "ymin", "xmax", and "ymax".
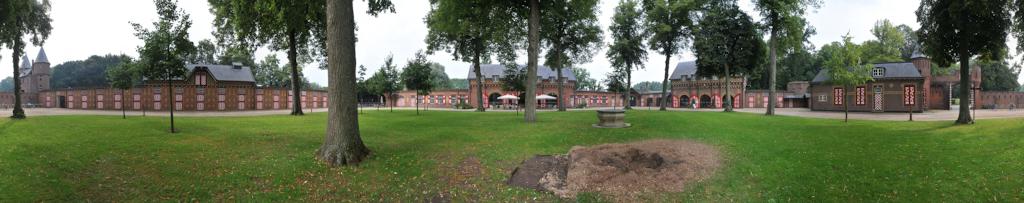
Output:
[
  {"xmin": 500, "ymin": 65, "xmax": 527, "ymax": 95},
  {"xmin": 1, "ymin": 0, "xmax": 52, "ymax": 119},
  {"xmin": 428, "ymin": 62, "xmax": 451, "ymax": 89},
  {"xmin": 51, "ymin": 55, "xmax": 128, "ymax": 88},
  {"xmin": 253, "ymin": 54, "xmax": 290, "ymax": 87},
  {"xmin": 106, "ymin": 56, "xmax": 140, "ymax": 119},
  {"xmin": 540, "ymin": 0, "xmax": 603, "ymax": 111},
  {"xmin": 209, "ymin": 0, "xmax": 327, "ymax": 116},
  {"xmin": 753, "ymin": 0, "xmax": 820, "ymax": 115},
  {"xmin": 188, "ymin": 39, "xmax": 218, "ymax": 64},
  {"xmin": 861, "ymin": 19, "xmax": 906, "ymax": 63},
  {"xmin": 693, "ymin": 0, "xmax": 764, "ymax": 112},
  {"xmin": 425, "ymin": 0, "xmax": 521, "ymax": 112},
  {"xmin": 131, "ymin": 0, "xmax": 197, "ymax": 133},
  {"xmin": 919, "ymin": 0, "xmax": 1009, "ymax": 124},
  {"xmin": 976, "ymin": 58, "xmax": 1021, "ymax": 91},
  {"xmin": 822, "ymin": 35, "xmax": 873, "ymax": 122},
  {"xmin": 401, "ymin": 52, "xmax": 436, "ymax": 115},
  {"xmin": 378, "ymin": 55, "xmax": 401, "ymax": 112},
  {"xmin": 0, "ymin": 77, "xmax": 13, "ymax": 92},
  {"xmin": 317, "ymin": 0, "xmax": 393, "ymax": 166},
  {"xmin": 642, "ymin": 0, "xmax": 694, "ymax": 111},
  {"xmin": 607, "ymin": 0, "xmax": 648, "ymax": 110}
]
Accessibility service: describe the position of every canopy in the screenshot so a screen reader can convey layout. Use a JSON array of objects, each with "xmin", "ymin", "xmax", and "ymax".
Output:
[
  {"xmin": 536, "ymin": 95, "xmax": 557, "ymax": 100},
  {"xmin": 497, "ymin": 94, "xmax": 519, "ymax": 100}
]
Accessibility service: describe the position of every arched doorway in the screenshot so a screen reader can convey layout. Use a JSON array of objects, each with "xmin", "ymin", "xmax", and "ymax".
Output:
[
  {"xmin": 488, "ymin": 92, "xmax": 501, "ymax": 108},
  {"xmin": 700, "ymin": 95, "xmax": 713, "ymax": 108},
  {"xmin": 680, "ymin": 95, "xmax": 690, "ymax": 108}
]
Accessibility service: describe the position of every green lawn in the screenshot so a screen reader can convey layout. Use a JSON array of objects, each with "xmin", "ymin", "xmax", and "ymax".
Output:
[{"xmin": 1, "ymin": 110, "xmax": 1022, "ymax": 202}]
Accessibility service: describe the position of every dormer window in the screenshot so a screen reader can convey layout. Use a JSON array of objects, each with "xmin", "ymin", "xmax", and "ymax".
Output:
[{"xmin": 872, "ymin": 67, "xmax": 885, "ymax": 77}]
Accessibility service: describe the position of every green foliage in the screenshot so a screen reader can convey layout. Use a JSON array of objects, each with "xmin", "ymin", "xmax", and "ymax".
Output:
[
  {"xmin": 976, "ymin": 59, "xmax": 1021, "ymax": 91},
  {"xmin": 131, "ymin": 0, "xmax": 196, "ymax": 84},
  {"xmin": 51, "ymin": 55, "xmax": 128, "ymax": 89},
  {"xmin": 499, "ymin": 65, "xmax": 526, "ymax": 93},
  {"xmin": 187, "ymin": 39, "xmax": 218, "ymax": 64},
  {"xmin": 633, "ymin": 81, "xmax": 663, "ymax": 92},
  {"xmin": 692, "ymin": 0, "xmax": 764, "ymax": 78},
  {"xmin": 0, "ymin": 0, "xmax": 53, "ymax": 52},
  {"xmin": 918, "ymin": 0, "xmax": 1010, "ymax": 67},
  {"xmin": 105, "ymin": 57, "xmax": 140, "ymax": 90},
  {"xmin": 777, "ymin": 48, "xmax": 819, "ymax": 86},
  {"xmin": 861, "ymin": 19, "xmax": 907, "ymax": 63},
  {"xmin": 0, "ymin": 77, "xmax": 13, "ymax": 92},
  {"xmin": 603, "ymin": 71, "xmax": 628, "ymax": 93},
  {"xmin": 366, "ymin": 55, "xmax": 402, "ymax": 101},
  {"xmin": 823, "ymin": 35, "xmax": 874, "ymax": 88},
  {"xmin": 752, "ymin": 0, "xmax": 820, "ymax": 54},
  {"xmin": 607, "ymin": 0, "xmax": 648, "ymax": 94},
  {"xmin": 401, "ymin": 51, "xmax": 435, "ymax": 96},
  {"xmin": 447, "ymin": 78, "xmax": 469, "ymax": 89},
  {"xmin": 572, "ymin": 67, "xmax": 600, "ymax": 91},
  {"xmin": 253, "ymin": 54, "xmax": 290, "ymax": 87},
  {"xmin": 425, "ymin": 0, "xmax": 521, "ymax": 65},
  {"xmin": 641, "ymin": 0, "xmax": 694, "ymax": 56},
  {"xmin": 540, "ymin": 0, "xmax": 603, "ymax": 71},
  {"xmin": 208, "ymin": 0, "xmax": 326, "ymax": 68},
  {"xmin": 428, "ymin": 63, "xmax": 450, "ymax": 89}
]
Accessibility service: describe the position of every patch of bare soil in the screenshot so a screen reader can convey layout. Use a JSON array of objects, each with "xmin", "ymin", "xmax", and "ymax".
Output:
[{"xmin": 508, "ymin": 139, "xmax": 721, "ymax": 200}]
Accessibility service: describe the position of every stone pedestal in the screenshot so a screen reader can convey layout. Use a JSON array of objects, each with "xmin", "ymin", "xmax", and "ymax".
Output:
[{"xmin": 593, "ymin": 109, "xmax": 630, "ymax": 128}]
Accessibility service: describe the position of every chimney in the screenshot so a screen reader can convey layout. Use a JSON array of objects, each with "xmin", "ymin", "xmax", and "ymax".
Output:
[{"xmin": 232, "ymin": 62, "xmax": 243, "ymax": 69}]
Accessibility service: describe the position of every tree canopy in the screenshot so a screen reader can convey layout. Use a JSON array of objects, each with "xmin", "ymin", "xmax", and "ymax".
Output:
[
  {"xmin": 51, "ymin": 55, "xmax": 128, "ymax": 89},
  {"xmin": 131, "ymin": 0, "xmax": 196, "ymax": 133},
  {"xmin": 401, "ymin": 52, "xmax": 436, "ymax": 115},
  {"xmin": 1, "ymin": 0, "xmax": 53, "ymax": 119},
  {"xmin": 861, "ymin": 19, "xmax": 907, "ymax": 63},
  {"xmin": 572, "ymin": 67, "xmax": 600, "ymax": 91},
  {"xmin": 693, "ymin": 0, "xmax": 764, "ymax": 111},
  {"xmin": 607, "ymin": 0, "xmax": 648, "ymax": 109},
  {"xmin": 540, "ymin": 0, "xmax": 603, "ymax": 111},
  {"xmin": 753, "ymin": 0, "xmax": 820, "ymax": 115},
  {"xmin": 823, "ymin": 35, "xmax": 873, "ymax": 122},
  {"xmin": 642, "ymin": 0, "xmax": 694, "ymax": 110}
]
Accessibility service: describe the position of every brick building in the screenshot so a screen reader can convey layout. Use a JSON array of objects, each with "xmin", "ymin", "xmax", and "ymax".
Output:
[
  {"xmin": 657, "ymin": 61, "xmax": 809, "ymax": 109},
  {"xmin": 0, "ymin": 48, "xmax": 327, "ymax": 111}
]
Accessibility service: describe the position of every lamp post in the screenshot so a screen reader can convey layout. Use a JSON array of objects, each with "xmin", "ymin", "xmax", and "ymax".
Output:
[{"xmin": 971, "ymin": 86, "xmax": 981, "ymax": 124}]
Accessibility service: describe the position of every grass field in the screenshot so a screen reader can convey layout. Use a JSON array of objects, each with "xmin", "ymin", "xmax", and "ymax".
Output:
[{"xmin": 1, "ymin": 110, "xmax": 1022, "ymax": 202}]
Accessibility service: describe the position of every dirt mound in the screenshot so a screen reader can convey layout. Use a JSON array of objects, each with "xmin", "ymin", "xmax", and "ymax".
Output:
[{"xmin": 508, "ymin": 139, "xmax": 721, "ymax": 200}]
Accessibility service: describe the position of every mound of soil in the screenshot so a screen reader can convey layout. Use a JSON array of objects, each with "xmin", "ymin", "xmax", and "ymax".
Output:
[{"xmin": 508, "ymin": 139, "xmax": 721, "ymax": 200}]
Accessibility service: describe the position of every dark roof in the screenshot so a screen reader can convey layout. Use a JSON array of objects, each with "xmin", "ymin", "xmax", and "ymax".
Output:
[
  {"xmin": 669, "ymin": 61, "xmax": 697, "ymax": 80},
  {"xmin": 466, "ymin": 64, "xmax": 576, "ymax": 81},
  {"xmin": 35, "ymin": 48, "xmax": 49, "ymax": 63},
  {"xmin": 19, "ymin": 56, "xmax": 31, "ymax": 77},
  {"xmin": 812, "ymin": 62, "xmax": 923, "ymax": 83},
  {"xmin": 186, "ymin": 64, "xmax": 256, "ymax": 83}
]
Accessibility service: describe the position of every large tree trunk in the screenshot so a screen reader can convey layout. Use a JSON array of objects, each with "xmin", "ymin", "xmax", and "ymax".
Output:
[
  {"xmin": 11, "ymin": 44, "xmax": 25, "ymax": 119},
  {"xmin": 556, "ymin": 64, "xmax": 566, "ymax": 111},
  {"xmin": 955, "ymin": 54, "xmax": 973, "ymax": 124},
  {"xmin": 168, "ymin": 79, "xmax": 176, "ymax": 133},
  {"xmin": 524, "ymin": 0, "xmax": 540, "ymax": 122},
  {"xmin": 624, "ymin": 67, "xmax": 632, "ymax": 110},
  {"xmin": 724, "ymin": 63, "xmax": 733, "ymax": 112},
  {"xmin": 766, "ymin": 32, "xmax": 777, "ymax": 115},
  {"xmin": 473, "ymin": 53, "xmax": 485, "ymax": 112},
  {"xmin": 288, "ymin": 30, "xmax": 304, "ymax": 116},
  {"xmin": 317, "ymin": 0, "xmax": 370, "ymax": 166},
  {"xmin": 659, "ymin": 52, "xmax": 670, "ymax": 111}
]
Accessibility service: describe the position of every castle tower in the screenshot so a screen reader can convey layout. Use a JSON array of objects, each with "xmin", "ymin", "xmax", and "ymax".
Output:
[
  {"xmin": 32, "ymin": 47, "xmax": 51, "ymax": 92},
  {"xmin": 911, "ymin": 50, "xmax": 931, "ymax": 111}
]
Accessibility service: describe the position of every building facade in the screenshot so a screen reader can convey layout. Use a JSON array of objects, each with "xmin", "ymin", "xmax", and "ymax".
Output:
[
  {"xmin": 662, "ymin": 61, "xmax": 809, "ymax": 109},
  {"xmin": 0, "ymin": 49, "xmax": 328, "ymax": 111}
]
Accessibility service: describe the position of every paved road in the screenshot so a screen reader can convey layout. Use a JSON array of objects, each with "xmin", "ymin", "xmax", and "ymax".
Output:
[{"xmin": 1, "ymin": 106, "xmax": 1021, "ymax": 121}]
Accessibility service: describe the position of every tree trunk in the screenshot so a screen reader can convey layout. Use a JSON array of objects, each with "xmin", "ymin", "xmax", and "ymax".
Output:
[
  {"xmin": 122, "ymin": 89, "xmax": 127, "ymax": 119},
  {"xmin": 288, "ymin": 29, "xmax": 304, "ymax": 116},
  {"xmin": 556, "ymin": 64, "xmax": 566, "ymax": 111},
  {"xmin": 389, "ymin": 92, "xmax": 394, "ymax": 112},
  {"xmin": 659, "ymin": 52, "xmax": 670, "ymax": 111},
  {"xmin": 168, "ymin": 80, "xmax": 176, "ymax": 133},
  {"xmin": 955, "ymin": 54, "xmax": 972, "ymax": 124},
  {"xmin": 766, "ymin": 32, "xmax": 777, "ymax": 115},
  {"xmin": 724, "ymin": 63, "xmax": 733, "ymax": 112},
  {"xmin": 624, "ymin": 67, "xmax": 632, "ymax": 110},
  {"xmin": 524, "ymin": 0, "xmax": 540, "ymax": 122},
  {"xmin": 317, "ymin": 0, "xmax": 370, "ymax": 166},
  {"xmin": 11, "ymin": 44, "xmax": 25, "ymax": 119},
  {"xmin": 473, "ymin": 53, "xmax": 485, "ymax": 112},
  {"xmin": 416, "ymin": 94, "xmax": 420, "ymax": 115},
  {"xmin": 844, "ymin": 85, "xmax": 849, "ymax": 123}
]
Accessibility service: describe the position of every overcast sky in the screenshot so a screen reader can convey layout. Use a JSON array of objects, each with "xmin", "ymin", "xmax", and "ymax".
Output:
[{"xmin": 2, "ymin": 0, "xmax": 1022, "ymax": 86}]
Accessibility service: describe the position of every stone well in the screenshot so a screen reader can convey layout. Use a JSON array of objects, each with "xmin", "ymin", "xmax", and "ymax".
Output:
[{"xmin": 593, "ymin": 109, "xmax": 630, "ymax": 128}]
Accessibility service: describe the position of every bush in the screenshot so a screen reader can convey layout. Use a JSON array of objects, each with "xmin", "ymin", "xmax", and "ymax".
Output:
[
  {"xmin": 455, "ymin": 101, "xmax": 474, "ymax": 109},
  {"xmin": 576, "ymin": 103, "xmax": 588, "ymax": 108}
]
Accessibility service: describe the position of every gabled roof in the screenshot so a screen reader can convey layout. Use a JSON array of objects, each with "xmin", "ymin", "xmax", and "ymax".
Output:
[
  {"xmin": 812, "ymin": 62, "xmax": 923, "ymax": 83},
  {"xmin": 186, "ymin": 64, "xmax": 256, "ymax": 83},
  {"xmin": 466, "ymin": 64, "xmax": 576, "ymax": 81},
  {"xmin": 35, "ymin": 48, "xmax": 49, "ymax": 64},
  {"xmin": 669, "ymin": 61, "xmax": 697, "ymax": 80}
]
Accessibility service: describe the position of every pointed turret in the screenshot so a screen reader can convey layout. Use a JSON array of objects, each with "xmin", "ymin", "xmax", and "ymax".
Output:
[
  {"xmin": 19, "ymin": 55, "xmax": 32, "ymax": 77},
  {"xmin": 35, "ymin": 47, "xmax": 49, "ymax": 64}
]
